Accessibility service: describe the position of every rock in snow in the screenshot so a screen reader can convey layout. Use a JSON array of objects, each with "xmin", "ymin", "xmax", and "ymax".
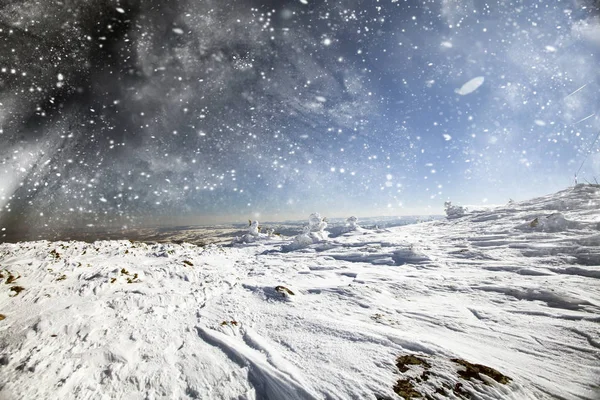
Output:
[{"xmin": 0, "ymin": 185, "xmax": 599, "ymax": 399}]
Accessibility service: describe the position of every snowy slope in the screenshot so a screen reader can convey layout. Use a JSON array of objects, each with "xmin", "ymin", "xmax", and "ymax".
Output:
[{"xmin": 0, "ymin": 185, "xmax": 599, "ymax": 400}]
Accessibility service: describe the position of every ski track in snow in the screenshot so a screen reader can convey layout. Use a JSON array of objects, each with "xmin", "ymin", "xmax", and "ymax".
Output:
[{"xmin": 1, "ymin": 185, "xmax": 599, "ymax": 399}]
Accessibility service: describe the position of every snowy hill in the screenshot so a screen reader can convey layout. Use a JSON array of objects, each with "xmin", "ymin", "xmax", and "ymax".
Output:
[{"xmin": 0, "ymin": 185, "xmax": 599, "ymax": 400}]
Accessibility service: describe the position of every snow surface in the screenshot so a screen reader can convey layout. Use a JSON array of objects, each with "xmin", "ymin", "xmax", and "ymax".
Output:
[{"xmin": 1, "ymin": 185, "xmax": 599, "ymax": 399}]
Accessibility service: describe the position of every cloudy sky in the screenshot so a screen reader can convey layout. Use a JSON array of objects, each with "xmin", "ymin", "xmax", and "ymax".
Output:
[{"xmin": 1, "ymin": 0, "xmax": 599, "ymax": 235}]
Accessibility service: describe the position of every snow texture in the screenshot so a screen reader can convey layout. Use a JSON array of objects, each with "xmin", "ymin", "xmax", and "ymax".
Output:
[{"xmin": 0, "ymin": 185, "xmax": 599, "ymax": 399}]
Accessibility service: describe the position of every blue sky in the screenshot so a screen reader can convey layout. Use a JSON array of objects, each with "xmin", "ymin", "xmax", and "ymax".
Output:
[{"xmin": 0, "ymin": 0, "xmax": 599, "ymax": 232}]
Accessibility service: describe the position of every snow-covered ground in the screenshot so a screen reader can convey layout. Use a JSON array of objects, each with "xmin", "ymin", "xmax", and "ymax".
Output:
[{"xmin": 0, "ymin": 185, "xmax": 599, "ymax": 399}]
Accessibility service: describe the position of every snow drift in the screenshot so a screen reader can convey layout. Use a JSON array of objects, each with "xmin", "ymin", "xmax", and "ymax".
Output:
[{"xmin": 0, "ymin": 185, "xmax": 599, "ymax": 399}]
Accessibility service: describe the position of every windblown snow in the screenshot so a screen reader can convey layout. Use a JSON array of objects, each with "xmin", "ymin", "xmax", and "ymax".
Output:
[
  {"xmin": 455, "ymin": 77, "xmax": 485, "ymax": 96},
  {"xmin": 1, "ymin": 185, "xmax": 599, "ymax": 399}
]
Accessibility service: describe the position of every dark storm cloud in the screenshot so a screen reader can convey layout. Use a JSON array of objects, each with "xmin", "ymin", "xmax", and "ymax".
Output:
[
  {"xmin": 0, "ymin": 0, "xmax": 379, "ymax": 235},
  {"xmin": 2, "ymin": 0, "xmax": 599, "ymax": 240}
]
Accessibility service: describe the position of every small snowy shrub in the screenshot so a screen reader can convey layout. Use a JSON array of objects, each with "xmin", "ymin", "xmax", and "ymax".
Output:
[
  {"xmin": 232, "ymin": 220, "xmax": 270, "ymax": 244},
  {"xmin": 324, "ymin": 215, "xmax": 365, "ymax": 238},
  {"xmin": 248, "ymin": 220, "xmax": 260, "ymax": 236},
  {"xmin": 346, "ymin": 216, "xmax": 359, "ymax": 230},
  {"xmin": 308, "ymin": 212, "xmax": 328, "ymax": 233},
  {"xmin": 444, "ymin": 201, "xmax": 466, "ymax": 219},
  {"xmin": 284, "ymin": 212, "xmax": 330, "ymax": 251},
  {"xmin": 289, "ymin": 229, "xmax": 314, "ymax": 248}
]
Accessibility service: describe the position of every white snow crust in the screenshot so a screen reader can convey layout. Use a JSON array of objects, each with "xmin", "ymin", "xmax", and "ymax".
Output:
[{"xmin": 1, "ymin": 185, "xmax": 599, "ymax": 399}]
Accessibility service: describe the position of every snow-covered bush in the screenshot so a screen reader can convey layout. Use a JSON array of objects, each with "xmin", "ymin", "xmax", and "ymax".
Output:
[
  {"xmin": 232, "ymin": 220, "xmax": 270, "ymax": 244},
  {"xmin": 283, "ymin": 213, "xmax": 330, "ymax": 251},
  {"xmin": 248, "ymin": 220, "xmax": 260, "ymax": 236},
  {"xmin": 308, "ymin": 212, "xmax": 328, "ymax": 233},
  {"xmin": 346, "ymin": 216, "xmax": 359, "ymax": 230},
  {"xmin": 326, "ymin": 215, "xmax": 365, "ymax": 237},
  {"xmin": 444, "ymin": 201, "xmax": 466, "ymax": 219},
  {"xmin": 288, "ymin": 228, "xmax": 314, "ymax": 249},
  {"xmin": 307, "ymin": 212, "xmax": 329, "ymax": 240}
]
